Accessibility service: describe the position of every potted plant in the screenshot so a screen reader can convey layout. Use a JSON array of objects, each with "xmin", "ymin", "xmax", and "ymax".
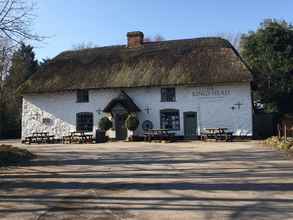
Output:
[
  {"xmin": 96, "ymin": 117, "xmax": 113, "ymax": 143},
  {"xmin": 125, "ymin": 114, "xmax": 139, "ymax": 141}
]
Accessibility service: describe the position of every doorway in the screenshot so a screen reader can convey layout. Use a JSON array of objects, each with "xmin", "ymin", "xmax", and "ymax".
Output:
[
  {"xmin": 114, "ymin": 113, "xmax": 128, "ymax": 140},
  {"xmin": 184, "ymin": 111, "xmax": 197, "ymax": 139}
]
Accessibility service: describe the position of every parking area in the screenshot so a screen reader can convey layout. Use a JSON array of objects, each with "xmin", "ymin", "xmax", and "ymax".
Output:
[{"xmin": 0, "ymin": 140, "xmax": 293, "ymax": 219}]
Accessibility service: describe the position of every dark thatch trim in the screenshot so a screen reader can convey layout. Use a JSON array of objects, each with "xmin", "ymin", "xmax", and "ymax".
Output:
[
  {"xmin": 103, "ymin": 91, "xmax": 140, "ymax": 113},
  {"xmin": 19, "ymin": 37, "xmax": 252, "ymax": 94}
]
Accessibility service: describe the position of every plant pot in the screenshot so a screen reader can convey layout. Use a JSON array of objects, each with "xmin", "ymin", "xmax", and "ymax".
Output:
[{"xmin": 95, "ymin": 129, "xmax": 108, "ymax": 143}]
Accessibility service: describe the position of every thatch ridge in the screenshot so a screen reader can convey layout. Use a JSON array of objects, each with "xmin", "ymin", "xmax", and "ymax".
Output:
[{"xmin": 19, "ymin": 37, "xmax": 252, "ymax": 94}]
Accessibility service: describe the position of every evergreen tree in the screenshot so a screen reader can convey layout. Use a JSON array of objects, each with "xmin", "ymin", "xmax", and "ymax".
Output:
[
  {"xmin": 241, "ymin": 19, "xmax": 293, "ymax": 114},
  {"xmin": 2, "ymin": 43, "xmax": 39, "ymax": 138},
  {"xmin": 6, "ymin": 43, "xmax": 38, "ymax": 89}
]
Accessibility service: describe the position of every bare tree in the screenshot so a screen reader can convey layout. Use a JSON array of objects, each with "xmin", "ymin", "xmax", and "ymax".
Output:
[
  {"xmin": 144, "ymin": 34, "xmax": 165, "ymax": 42},
  {"xmin": 217, "ymin": 32, "xmax": 242, "ymax": 51},
  {"xmin": 0, "ymin": 38, "xmax": 13, "ymax": 137},
  {"xmin": 72, "ymin": 41, "xmax": 98, "ymax": 50},
  {"xmin": 0, "ymin": 39, "xmax": 13, "ymax": 79},
  {"xmin": 143, "ymin": 37, "xmax": 151, "ymax": 42},
  {"xmin": 0, "ymin": 0, "xmax": 42, "ymax": 83},
  {"xmin": 0, "ymin": 38, "xmax": 13, "ymax": 102},
  {"xmin": 0, "ymin": 0, "xmax": 42, "ymax": 44},
  {"xmin": 0, "ymin": 0, "xmax": 42, "ymax": 138},
  {"xmin": 153, "ymin": 34, "xmax": 164, "ymax": 41}
]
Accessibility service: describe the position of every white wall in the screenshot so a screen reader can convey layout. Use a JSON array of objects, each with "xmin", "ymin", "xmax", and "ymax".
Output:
[{"xmin": 22, "ymin": 83, "xmax": 253, "ymax": 139}]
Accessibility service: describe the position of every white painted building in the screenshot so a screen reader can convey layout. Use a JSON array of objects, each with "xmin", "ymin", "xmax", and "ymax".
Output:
[{"xmin": 20, "ymin": 32, "xmax": 253, "ymax": 140}]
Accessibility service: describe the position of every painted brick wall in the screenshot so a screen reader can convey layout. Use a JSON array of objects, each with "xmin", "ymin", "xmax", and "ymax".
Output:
[{"xmin": 22, "ymin": 83, "xmax": 253, "ymax": 139}]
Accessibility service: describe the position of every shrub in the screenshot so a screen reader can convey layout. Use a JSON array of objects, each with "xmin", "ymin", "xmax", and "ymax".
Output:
[
  {"xmin": 264, "ymin": 136, "xmax": 293, "ymax": 151},
  {"xmin": 98, "ymin": 117, "xmax": 113, "ymax": 131},
  {"xmin": 125, "ymin": 114, "xmax": 139, "ymax": 131},
  {"xmin": 0, "ymin": 145, "xmax": 35, "ymax": 166}
]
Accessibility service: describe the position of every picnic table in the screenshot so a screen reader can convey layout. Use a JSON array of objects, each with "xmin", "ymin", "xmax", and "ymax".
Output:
[
  {"xmin": 200, "ymin": 128, "xmax": 233, "ymax": 142},
  {"xmin": 144, "ymin": 129, "xmax": 176, "ymax": 142},
  {"xmin": 24, "ymin": 132, "xmax": 55, "ymax": 144},
  {"xmin": 62, "ymin": 131, "xmax": 93, "ymax": 144}
]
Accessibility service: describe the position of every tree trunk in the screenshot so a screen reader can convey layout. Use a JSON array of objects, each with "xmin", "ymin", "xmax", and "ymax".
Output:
[{"xmin": 0, "ymin": 94, "xmax": 3, "ymax": 138}]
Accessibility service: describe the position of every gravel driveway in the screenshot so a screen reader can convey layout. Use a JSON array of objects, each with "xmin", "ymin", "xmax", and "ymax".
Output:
[{"xmin": 0, "ymin": 140, "xmax": 293, "ymax": 220}]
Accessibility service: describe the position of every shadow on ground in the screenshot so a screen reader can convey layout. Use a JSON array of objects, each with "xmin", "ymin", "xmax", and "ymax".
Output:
[{"xmin": 0, "ymin": 143, "xmax": 293, "ymax": 219}]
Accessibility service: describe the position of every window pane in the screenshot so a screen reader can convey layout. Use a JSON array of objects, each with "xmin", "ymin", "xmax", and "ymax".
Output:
[
  {"xmin": 76, "ymin": 112, "xmax": 93, "ymax": 132},
  {"xmin": 160, "ymin": 109, "xmax": 180, "ymax": 130},
  {"xmin": 161, "ymin": 88, "xmax": 176, "ymax": 102},
  {"xmin": 77, "ymin": 90, "xmax": 89, "ymax": 103}
]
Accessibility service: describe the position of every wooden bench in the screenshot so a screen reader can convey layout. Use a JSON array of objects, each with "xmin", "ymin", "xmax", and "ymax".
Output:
[
  {"xmin": 144, "ymin": 129, "xmax": 176, "ymax": 142},
  {"xmin": 63, "ymin": 132, "xmax": 93, "ymax": 144},
  {"xmin": 215, "ymin": 132, "xmax": 233, "ymax": 142},
  {"xmin": 200, "ymin": 128, "xmax": 233, "ymax": 142},
  {"xmin": 24, "ymin": 132, "xmax": 55, "ymax": 144}
]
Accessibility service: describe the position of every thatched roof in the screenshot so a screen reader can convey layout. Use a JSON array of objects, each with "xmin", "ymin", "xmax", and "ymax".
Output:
[{"xmin": 19, "ymin": 37, "xmax": 252, "ymax": 94}]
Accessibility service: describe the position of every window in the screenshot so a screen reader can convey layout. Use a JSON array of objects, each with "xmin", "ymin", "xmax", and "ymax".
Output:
[
  {"xmin": 76, "ymin": 112, "xmax": 93, "ymax": 132},
  {"xmin": 42, "ymin": 118, "xmax": 52, "ymax": 125},
  {"xmin": 161, "ymin": 88, "xmax": 176, "ymax": 102},
  {"xmin": 160, "ymin": 109, "xmax": 180, "ymax": 130},
  {"xmin": 77, "ymin": 90, "xmax": 89, "ymax": 103}
]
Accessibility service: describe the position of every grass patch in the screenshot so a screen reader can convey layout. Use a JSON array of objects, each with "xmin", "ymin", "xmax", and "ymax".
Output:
[{"xmin": 0, "ymin": 145, "xmax": 36, "ymax": 166}]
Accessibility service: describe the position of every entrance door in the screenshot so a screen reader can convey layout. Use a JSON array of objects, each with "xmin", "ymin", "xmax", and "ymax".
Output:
[
  {"xmin": 184, "ymin": 112, "xmax": 197, "ymax": 139},
  {"xmin": 115, "ymin": 113, "xmax": 127, "ymax": 140}
]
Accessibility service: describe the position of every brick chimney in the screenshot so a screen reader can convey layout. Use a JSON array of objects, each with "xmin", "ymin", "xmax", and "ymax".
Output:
[{"xmin": 127, "ymin": 31, "xmax": 144, "ymax": 48}]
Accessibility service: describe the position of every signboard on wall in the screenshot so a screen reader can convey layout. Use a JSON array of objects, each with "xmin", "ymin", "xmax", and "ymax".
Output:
[{"xmin": 192, "ymin": 87, "xmax": 231, "ymax": 97}]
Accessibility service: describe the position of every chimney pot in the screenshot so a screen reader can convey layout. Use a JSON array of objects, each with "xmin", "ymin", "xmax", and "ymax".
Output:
[{"xmin": 127, "ymin": 31, "xmax": 144, "ymax": 48}]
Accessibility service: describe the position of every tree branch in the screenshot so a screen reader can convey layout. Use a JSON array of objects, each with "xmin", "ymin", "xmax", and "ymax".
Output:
[{"xmin": 0, "ymin": 0, "xmax": 44, "ymax": 43}]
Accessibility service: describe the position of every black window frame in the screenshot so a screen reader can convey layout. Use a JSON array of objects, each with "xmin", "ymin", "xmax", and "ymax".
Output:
[
  {"xmin": 76, "ymin": 112, "xmax": 93, "ymax": 132},
  {"xmin": 160, "ymin": 109, "xmax": 180, "ymax": 131},
  {"xmin": 161, "ymin": 88, "xmax": 176, "ymax": 102},
  {"xmin": 76, "ymin": 90, "xmax": 89, "ymax": 103}
]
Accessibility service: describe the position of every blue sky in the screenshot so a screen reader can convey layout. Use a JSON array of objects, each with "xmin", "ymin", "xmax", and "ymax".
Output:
[{"xmin": 33, "ymin": 0, "xmax": 293, "ymax": 60}]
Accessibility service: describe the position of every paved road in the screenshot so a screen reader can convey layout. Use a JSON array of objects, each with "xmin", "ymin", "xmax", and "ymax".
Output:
[{"xmin": 0, "ymin": 140, "xmax": 293, "ymax": 220}]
